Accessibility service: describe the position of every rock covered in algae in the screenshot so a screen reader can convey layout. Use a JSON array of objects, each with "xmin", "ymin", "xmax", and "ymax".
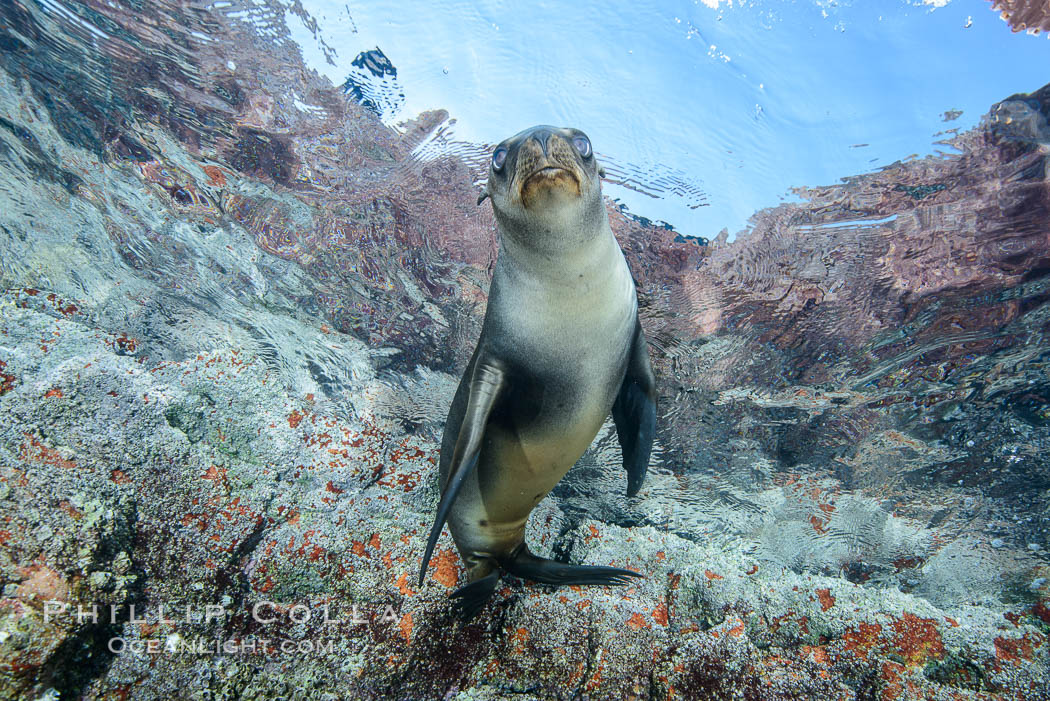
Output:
[{"xmin": 0, "ymin": 0, "xmax": 1048, "ymax": 699}]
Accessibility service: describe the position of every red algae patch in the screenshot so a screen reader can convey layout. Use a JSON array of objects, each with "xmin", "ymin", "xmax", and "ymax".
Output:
[
  {"xmin": 802, "ymin": 645, "xmax": 829, "ymax": 665},
  {"xmin": 880, "ymin": 660, "xmax": 906, "ymax": 701},
  {"xmin": 16, "ymin": 564, "xmax": 70, "ymax": 602},
  {"xmin": 837, "ymin": 614, "xmax": 949, "ymax": 670},
  {"xmin": 1032, "ymin": 601, "xmax": 1050, "ymax": 626},
  {"xmin": 815, "ymin": 588, "xmax": 835, "ymax": 611},
  {"xmin": 652, "ymin": 601, "xmax": 669, "ymax": 627},
  {"xmin": 627, "ymin": 612, "xmax": 651, "ymax": 630},
  {"xmin": 889, "ymin": 613, "xmax": 945, "ymax": 667},
  {"xmin": 994, "ymin": 635, "xmax": 1035, "ymax": 665},
  {"xmin": 430, "ymin": 548, "xmax": 460, "ymax": 588},
  {"xmin": 842, "ymin": 622, "xmax": 883, "ymax": 660},
  {"xmin": 18, "ymin": 433, "xmax": 76, "ymax": 470},
  {"xmin": 287, "ymin": 409, "xmax": 304, "ymax": 428},
  {"xmin": 508, "ymin": 627, "xmax": 529, "ymax": 654},
  {"xmin": 399, "ymin": 611, "xmax": 413, "ymax": 643},
  {"xmin": 395, "ymin": 573, "xmax": 416, "ymax": 597}
]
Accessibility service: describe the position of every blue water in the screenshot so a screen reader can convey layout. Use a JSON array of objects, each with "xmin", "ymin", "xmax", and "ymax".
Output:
[{"xmin": 287, "ymin": 0, "xmax": 1050, "ymax": 239}]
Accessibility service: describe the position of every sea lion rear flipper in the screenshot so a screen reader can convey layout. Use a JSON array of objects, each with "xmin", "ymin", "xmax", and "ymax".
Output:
[
  {"xmin": 418, "ymin": 360, "xmax": 506, "ymax": 586},
  {"xmin": 502, "ymin": 544, "xmax": 644, "ymax": 586},
  {"xmin": 450, "ymin": 568, "xmax": 501, "ymax": 620},
  {"xmin": 612, "ymin": 321, "xmax": 657, "ymax": 497}
]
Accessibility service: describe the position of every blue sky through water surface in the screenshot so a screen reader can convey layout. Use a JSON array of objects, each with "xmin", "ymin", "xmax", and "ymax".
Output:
[{"xmin": 286, "ymin": 0, "xmax": 1050, "ymax": 240}]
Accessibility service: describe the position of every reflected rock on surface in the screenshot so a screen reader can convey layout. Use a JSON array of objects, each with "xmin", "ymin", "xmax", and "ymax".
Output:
[{"xmin": 994, "ymin": 0, "xmax": 1050, "ymax": 35}]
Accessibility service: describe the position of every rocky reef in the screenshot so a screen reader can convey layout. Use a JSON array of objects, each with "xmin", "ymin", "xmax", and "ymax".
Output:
[{"xmin": 0, "ymin": 1, "xmax": 1048, "ymax": 699}]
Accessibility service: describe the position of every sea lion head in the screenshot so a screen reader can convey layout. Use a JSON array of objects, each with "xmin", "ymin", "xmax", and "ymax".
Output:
[{"xmin": 480, "ymin": 125, "xmax": 606, "ymax": 249}]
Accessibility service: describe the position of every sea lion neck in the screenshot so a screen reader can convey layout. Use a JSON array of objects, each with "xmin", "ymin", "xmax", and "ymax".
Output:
[
  {"xmin": 495, "ymin": 218, "xmax": 621, "ymax": 289},
  {"xmin": 493, "ymin": 183, "xmax": 609, "ymax": 252}
]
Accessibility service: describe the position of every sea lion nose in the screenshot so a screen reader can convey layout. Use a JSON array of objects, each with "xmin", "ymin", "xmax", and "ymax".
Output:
[{"xmin": 530, "ymin": 129, "xmax": 553, "ymax": 157}]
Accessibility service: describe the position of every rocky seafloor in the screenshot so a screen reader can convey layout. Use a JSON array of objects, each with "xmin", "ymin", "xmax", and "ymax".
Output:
[{"xmin": 0, "ymin": 1, "xmax": 1048, "ymax": 699}]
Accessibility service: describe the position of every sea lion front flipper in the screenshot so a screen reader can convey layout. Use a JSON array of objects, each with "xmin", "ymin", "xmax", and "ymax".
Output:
[
  {"xmin": 418, "ymin": 360, "xmax": 506, "ymax": 587},
  {"xmin": 612, "ymin": 321, "xmax": 657, "ymax": 497},
  {"xmin": 502, "ymin": 544, "xmax": 644, "ymax": 586}
]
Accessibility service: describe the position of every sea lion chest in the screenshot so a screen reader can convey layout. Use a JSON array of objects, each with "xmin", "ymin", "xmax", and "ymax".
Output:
[{"xmin": 479, "ymin": 244, "xmax": 637, "ymax": 497}]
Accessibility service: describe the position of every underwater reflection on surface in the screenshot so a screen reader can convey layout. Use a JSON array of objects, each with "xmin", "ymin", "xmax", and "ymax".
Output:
[{"xmin": 289, "ymin": 0, "xmax": 1050, "ymax": 241}]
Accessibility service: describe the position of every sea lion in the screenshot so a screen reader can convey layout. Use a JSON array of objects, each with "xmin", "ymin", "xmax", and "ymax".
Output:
[{"xmin": 418, "ymin": 125, "xmax": 657, "ymax": 619}]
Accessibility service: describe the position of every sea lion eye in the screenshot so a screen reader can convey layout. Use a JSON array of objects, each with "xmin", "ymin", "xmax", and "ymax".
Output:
[
  {"xmin": 492, "ymin": 147, "xmax": 508, "ymax": 171},
  {"xmin": 572, "ymin": 135, "xmax": 592, "ymax": 158}
]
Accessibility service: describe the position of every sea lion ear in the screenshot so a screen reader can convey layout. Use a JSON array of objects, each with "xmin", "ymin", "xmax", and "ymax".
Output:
[
  {"xmin": 598, "ymin": 166, "xmax": 606, "ymax": 179},
  {"xmin": 477, "ymin": 191, "xmax": 490, "ymax": 206}
]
